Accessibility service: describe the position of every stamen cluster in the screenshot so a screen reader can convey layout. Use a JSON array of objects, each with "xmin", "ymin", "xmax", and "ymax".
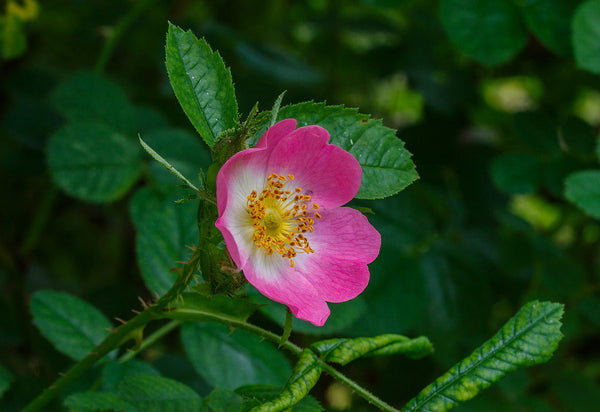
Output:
[{"xmin": 247, "ymin": 173, "xmax": 321, "ymax": 267}]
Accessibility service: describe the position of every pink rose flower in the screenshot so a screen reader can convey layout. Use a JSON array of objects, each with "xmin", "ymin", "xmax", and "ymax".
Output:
[{"xmin": 215, "ymin": 119, "xmax": 381, "ymax": 326}]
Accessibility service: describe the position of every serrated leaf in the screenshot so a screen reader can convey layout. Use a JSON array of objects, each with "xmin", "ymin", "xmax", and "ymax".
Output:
[
  {"xmin": 102, "ymin": 360, "xmax": 161, "ymax": 392},
  {"xmin": 164, "ymin": 292, "xmax": 260, "ymax": 322},
  {"xmin": 250, "ymin": 349, "xmax": 322, "ymax": 412},
  {"xmin": 0, "ymin": 363, "xmax": 14, "ymax": 398},
  {"xmin": 276, "ymin": 102, "xmax": 417, "ymax": 199},
  {"xmin": 572, "ymin": 0, "xmax": 600, "ymax": 74},
  {"xmin": 490, "ymin": 153, "xmax": 542, "ymax": 194},
  {"xmin": 181, "ymin": 322, "xmax": 291, "ymax": 390},
  {"xmin": 47, "ymin": 122, "xmax": 142, "ymax": 203},
  {"xmin": 402, "ymin": 301, "xmax": 564, "ymax": 412},
  {"xmin": 64, "ymin": 391, "xmax": 137, "ymax": 412},
  {"xmin": 519, "ymin": 0, "xmax": 572, "ymax": 56},
  {"xmin": 440, "ymin": 0, "xmax": 528, "ymax": 66},
  {"xmin": 565, "ymin": 170, "xmax": 600, "ymax": 219},
  {"xmin": 270, "ymin": 91, "xmax": 287, "ymax": 128},
  {"xmin": 236, "ymin": 385, "xmax": 323, "ymax": 412},
  {"xmin": 117, "ymin": 375, "xmax": 202, "ymax": 412},
  {"xmin": 129, "ymin": 188, "xmax": 198, "ymax": 295},
  {"xmin": 31, "ymin": 290, "xmax": 114, "ymax": 361},
  {"xmin": 204, "ymin": 389, "xmax": 243, "ymax": 412},
  {"xmin": 52, "ymin": 72, "xmax": 135, "ymax": 133},
  {"xmin": 311, "ymin": 334, "xmax": 433, "ymax": 366},
  {"xmin": 166, "ymin": 23, "xmax": 238, "ymax": 147}
]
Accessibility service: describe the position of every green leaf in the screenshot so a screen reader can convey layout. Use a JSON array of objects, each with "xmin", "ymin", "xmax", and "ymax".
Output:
[
  {"xmin": 439, "ymin": 0, "xmax": 528, "ymax": 66},
  {"xmin": 64, "ymin": 392, "xmax": 137, "ymax": 412},
  {"xmin": 565, "ymin": 170, "xmax": 600, "ymax": 219},
  {"xmin": 250, "ymin": 349, "xmax": 322, "ymax": 412},
  {"xmin": 311, "ymin": 335, "xmax": 433, "ymax": 366},
  {"xmin": 519, "ymin": 0, "xmax": 572, "ymax": 56},
  {"xmin": 204, "ymin": 389, "xmax": 243, "ymax": 412},
  {"xmin": 276, "ymin": 102, "xmax": 418, "ymax": 199},
  {"xmin": 129, "ymin": 188, "xmax": 198, "ymax": 295},
  {"xmin": 141, "ymin": 128, "xmax": 210, "ymax": 188},
  {"xmin": 52, "ymin": 72, "xmax": 135, "ymax": 133},
  {"xmin": 164, "ymin": 292, "xmax": 260, "ymax": 322},
  {"xmin": 165, "ymin": 23, "xmax": 238, "ymax": 147},
  {"xmin": 513, "ymin": 112, "xmax": 560, "ymax": 154},
  {"xmin": 102, "ymin": 360, "xmax": 161, "ymax": 392},
  {"xmin": 117, "ymin": 375, "xmax": 202, "ymax": 412},
  {"xmin": 0, "ymin": 363, "xmax": 14, "ymax": 398},
  {"xmin": 31, "ymin": 290, "xmax": 114, "ymax": 361},
  {"xmin": 0, "ymin": 14, "xmax": 26, "ymax": 59},
  {"xmin": 573, "ymin": 0, "xmax": 600, "ymax": 74},
  {"xmin": 47, "ymin": 122, "xmax": 142, "ymax": 203},
  {"xmin": 402, "ymin": 301, "xmax": 564, "ymax": 412},
  {"xmin": 236, "ymin": 385, "xmax": 323, "ymax": 412},
  {"xmin": 269, "ymin": 91, "xmax": 287, "ymax": 128},
  {"xmin": 490, "ymin": 153, "xmax": 542, "ymax": 194},
  {"xmin": 181, "ymin": 322, "xmax": 291, "ymax": 390}
]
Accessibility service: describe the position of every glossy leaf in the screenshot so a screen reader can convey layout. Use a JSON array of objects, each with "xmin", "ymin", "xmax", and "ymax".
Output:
[
  {"xmin": 101, "ymin": 360, "xmax": 161, "ymax": 392},
  {"xmin": 0, "ymin": 363, "xmax": 13, "ymax": 398},
  {"xmin": 164, "ymin": 292, "xmax": 260, "ymax": 322},
  {"xmin": 402, "ymin": 301, "xmax": 564, "ymax": 412},
  {"xmin": 565, "ymin": 170, "xmax": 600, "ymax": 219},
  {"xmin": 250, "ymin": 349, "xmax": 322, "ymax": 412},
  {"xmin": 440, "ymin": 0, "xmax": 527, "ymax": 66},
  {"xmin": 166, "ymin": 23, "xmax": 238, "ymax": 147},
  {"xmin": 312, "ymin": 334, "xmax": 433, "ymax": 366},
  {"xmin": 572, "ymin": 0, "xmax": 600, "ymax": 74},
  {"xmin": 129, "ymin": 188, "xmax": 198, "ymax": 295},
  {"xmin": 181, "ymin": 322, "xmax": 291, "ymax": 390},
  {"xmin": 47, "ymin": 122, "xmax": 142, "ymax": 203},
  {"xmin": 117, "ymin": 375, "xmax": 202, "ymax": 412},
  {"xmin": 519, "ymin": 0, "xmax": 572, "ymax": 56},
  {"xmin": 31, "ymin": 290, "xmax": 114, "ymax": 361},
  {"xmin": 276, "ymin": 102, "xmax": 418, "ymax": 199},
  {"xmin": 64, "ymin": 391, "xmax": 137, "ymax": 412}
]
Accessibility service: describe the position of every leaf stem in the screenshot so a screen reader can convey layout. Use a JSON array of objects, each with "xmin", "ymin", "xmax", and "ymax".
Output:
[{"xmin": 119, "ymin": 320, "xmax": 182, "ymax": 363}]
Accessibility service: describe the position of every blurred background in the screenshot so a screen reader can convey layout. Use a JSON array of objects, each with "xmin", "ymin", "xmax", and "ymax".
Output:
[{"xmin": 1, "ymin": 0, "xmax": 599, "ymax": 411}]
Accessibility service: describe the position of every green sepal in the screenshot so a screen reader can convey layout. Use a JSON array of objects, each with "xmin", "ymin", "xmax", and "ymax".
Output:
[{"xmin": 279, "ymin": 308, "xmax": 293, "ymax": 348}]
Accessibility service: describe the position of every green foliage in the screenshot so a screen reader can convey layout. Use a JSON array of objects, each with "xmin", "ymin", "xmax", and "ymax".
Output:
[
  {"xmin": 0, "ymin": 363, "xmax": 13, "ymax": 398},
  {"xmin": 0, "ymin": 14, "xmax": 26, "ymax": 59},
  {"xmin": 565, "ymin": 170, "xmax": 600, "ymax": 219},
  {"xmin": 129, "ymin": 188, "xmax": 198, "ymax": 295},
  {"xmin": 101, "ymin": 360, "xmax": 161, "ymax": 392},
  {"xmin": 440, "ymin": 0, "xmax": 527, "ymax": 66},
  {"xmin": 181, "ymin": 322, "xmax": 291, "ymax": 390},
  {"xmin": 491, "ymin": 153, "xmax": 542, "ymax": 194},
  {"xmin": 47, "ymin": 122, "xmax": 142, "ymax": 203},
  {"xmin": 572, "ymin": 0, "xmax": 600, "ymax": 73},
  {"xmin": 402, "ymin": 301, "xmax": 564, "ymax": 412},
  {"xmin": 116, "ymin": 375, "xmax": 202, "ymax": 412},
  {"xmin": 236, "ymin": 385, "xmax": 323, "ymax": 412},
  {"xmin": 65, "ymin": 391, "xmax": 137, "ymax": 412},
  {"xmin": 30, "ymin": 290, "xmax": 114, "ymax": 361},
  {"xmin": 165, "ymin": 292, "xmax": 260, "ymax": 322},
  {"xmin": 276, "ymin": 102, "xmax": 418, "ymax": 199},
  {"xmin": 204, "ymin": 389, "xmax": 243, "ymax": 412},
  {"xmin": 311, "ymin": 335, "xmax": 433, "ymax": 365},
  {"xmin": 250, "ymin": 349, "xmax": 321, "ymax": 412},
  {"xmin": 519, "ymin": 0, "xmax": 572, "ymax": 56},
  {"xmin": 166, "ymin": 23, "xmax": 238, "ymax": 147}
]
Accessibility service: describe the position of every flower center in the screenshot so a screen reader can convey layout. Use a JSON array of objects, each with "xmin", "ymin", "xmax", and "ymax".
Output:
[{"xmin": 247, "ymin": 173, "xmax": 321, "ymax": 267}]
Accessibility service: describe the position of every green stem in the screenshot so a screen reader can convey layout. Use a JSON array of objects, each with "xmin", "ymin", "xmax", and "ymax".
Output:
[
  {"xmin": 95, "ymin": 0, "xmax": 157, "ymax": 73},
  {"xmin": 20, "ymin": 185, "xmax": 58, "ymax": 257},
  {"xmin": 119, "ymin": 320, "xmax": 181, "ymax": 363}
]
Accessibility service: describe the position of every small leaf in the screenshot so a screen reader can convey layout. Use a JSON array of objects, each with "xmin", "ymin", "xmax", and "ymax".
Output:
[
  {"xmin": 519, "ymin": 0, "xmax": 573, "ymax": 56},
  {"xmin": 565, "ymin": 170, "xmax": 600, "ymax": 219},
  {"xmin": 572, "ymin": 0, "xmax": 600, "ymax": 74},
  {"xmin": 276, "ymin": 102, "xmax": 418, "ymax": 199},
  {"xmin": 165, "ymin": 23, "xmax": 238, "ymax": 147},
  {"xmin": 270, "ymin": 91, "xmax": 287, "ymax": 128},
  {"xmin": 402, "ymin": 301, "xmax": 564, "ymax": 412},
  {"xmin": 47, "ymin": 122, "xmax": 142, "ymax": 203},
  {"xmin": 31, "ymin": 290, "xmax": 114, "ymax": 361},
  {"xmin": 64, "ymin": 391, "xmax": 137, "ymax": 412},
  {"xmin": 117, "ymin": 375, "xmax": 202, "ymax": 412},
  {"xmin": 181, "ymin": 322, "xmax": 291, "ymax": 390},
  {"xmin": 312, "ymin": 335, "xmax": 433, "ymax": 366},
  {"xmin": 129, "ymin": 188, "xmax": 198, "ymax": 295},
  {"xmin": 0, "ymin": 363, "xmax": 14, "ymax": 398},
  {"xmin": 439, "ymin": 0, "xmax": 528, "ymax": 66},
  {"xmin": 250, "ymin": 349, "xmax": 322, "ymax": 412},
  {"xmin": 164, "ymin": 292, "xmax": 260, "ymax": 322},
  {"xmin": 139, "ymin": 136, "xmax": 199, "ymax": 192},
  {"xmin": 101, "ymin": 360, "xmax": 161, "ymax": 392},
  {"xmin": 52, "ymin": 71, "xmax": 135, "ymax": 133},
  {"xmin": 490, "ymin": 153, "xmax": 542, "ymax": 194}
]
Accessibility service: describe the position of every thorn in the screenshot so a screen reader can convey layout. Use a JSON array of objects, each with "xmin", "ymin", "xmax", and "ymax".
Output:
[
  {"xmin": 185, "ymin": 244, "xmax": 196, "ymax": 251},
  {"xmin": 131, "ymin": 309, "xmax": 140, "ymax": 314},
  {"xmin": 154, "ymin": 292, "xmax": 160, "ymax": 301},
  {"xmin": 115, "ymin": 317, "xmax": 127, "ymax": 324},
  {"xmin": 58, "ymin": 372, "xmax": 65, "ymax": 377},
  {"xmin": 138, "ymin": 296, "xmax": 149, "ymax": 309},
  {"xmin": 105, "ymin": 327, "xmax": 113, "ymax": 332}
]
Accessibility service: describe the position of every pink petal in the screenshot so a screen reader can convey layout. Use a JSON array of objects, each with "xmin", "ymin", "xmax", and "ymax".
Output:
[
  {"xmin": 267, "ymin": 126, "xmax": 362, "ymax": 209},
  {"xmin": 254, "ymin": 119, "xmax": 298, "ymax": 149}
]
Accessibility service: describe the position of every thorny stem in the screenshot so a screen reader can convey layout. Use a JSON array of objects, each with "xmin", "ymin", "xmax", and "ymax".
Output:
[{"xmin": 118, "ymin": 320, "xmax": 182, "ymax": 363}]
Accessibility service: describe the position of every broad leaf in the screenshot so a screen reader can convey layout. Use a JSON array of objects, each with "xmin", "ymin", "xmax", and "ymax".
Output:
[
  {"xmin": 236, "ymin": 385, "xmax": 323, "ymax": 412},
  {"xmin": 250, "ymin": 349, "xmax": 322, "ymax": 412},
  {"xmin": 64, "ymin": 392, "xmax": 137, "ymax": 412},
  {"xmin": 117, "ymin": 375, "xmax": 202, "ymax": 412},
  {"xmin": 31, "ymin": 290, "xmax": 114, "ymax": 361},
  {"xmin": 565, "ymin": 170, "xmax": 600, "ymax": 219},
  {"xmin": 102, "ymin": 360, "xmax": 161, "ymax": 392},
  {"xmin": 312, "ymin": 334, "xmax": 433, "ymax": 365},
  {"xmin": 164, "ymin": 292, "xmax": 260, "ymax": 322},
  {"xmin": 0, "ymin": 363, "xmax": 13, "ymax": 398},
  {"xmin": 47, "ymin": 122, "xmax": 142, "ymax": 203},
  {"xmin": 276, "ymin": 102, "xmax": 418, "ymax": 199},
  {"xmin": 402, "ymin": 301, "xmax": 564, "ymax": 412},
  {"xmin": 52, "ymin": 71, "xmax": 135, "ymax": 133},
  {"xmin": 490, "ymin": 153, "xmax": 542, "ymax": 194},
  {"xmin": 440, "ymin": 0, "xmax": 527, "ymax": 66},
  {"xmin": 166, "ymin": 23, "xmax": 238, "ymax": 147},
  {"xmin": 572, "ymin": 0, "xmax": 600, "ymax": 74},
  {"xmin": 129, "ymin": 188, "xmax": 198, "ymax": 295},
  {"xmin": 204, "ymin": 389, "xmax": 243, "ymax": 412},
  {"xmin": 519, "ymin": 0, "xmax": 572, "ymax": 56},
  {"xmin": 181, "ymin": 322, "xmax": 291, "ymax": 390}
]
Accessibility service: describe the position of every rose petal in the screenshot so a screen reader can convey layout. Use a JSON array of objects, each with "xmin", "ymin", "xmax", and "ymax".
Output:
[{"xmin": 255, "ymin": 118, "xmax": 298, "ymax": 149}]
